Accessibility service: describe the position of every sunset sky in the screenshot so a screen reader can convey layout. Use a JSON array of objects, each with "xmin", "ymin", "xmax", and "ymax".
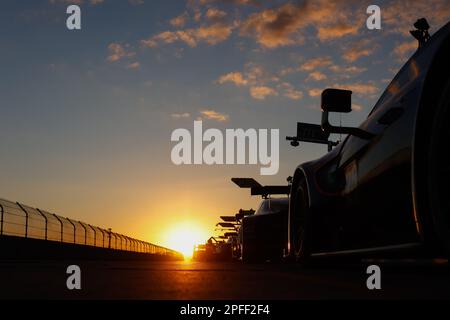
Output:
[{"xmin": 1, "ymin": 0, "xmax": 449, "ymax": 249}]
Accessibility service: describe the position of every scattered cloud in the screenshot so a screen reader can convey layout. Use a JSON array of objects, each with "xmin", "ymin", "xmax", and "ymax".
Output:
[
  {"xmin": 126, "ymin": 61, "xmax": 140, "ymax": 69},
  {"xmin": 307, "ymin": 71, "xmax": 327, "ymax": 81},
  {"xmin": 195, "ymin": 23, "xmax": 234, "ymax": 45},
  {"xmin": 352, "ymin": 103, "xmax": 363, "ymax": 111},
  {"xmin": 393, "ymin": 41, "xmax": 417, "ymax": 60},
  {"xmin": 334, "ymin": 82, "xmax": 379, "ymax": 95},
  {"xmin": 250, "ymin": 86, "xmax": 277, "ymax": 100},
  {"xmin": 205, "ymin": 8, "xmax": 227, "ymax": 21},
  {"xmin": 218, "ymin": 72, "xmax": 248, "ymax": 86},
  {"xmin": 342, "ymin": 39, "xmax": 375, "ymax": 62},
  {"xmin": 199, "ymin": 109, "xmax": 229, "ymax": 122},
  {"xmin": 300, "ymin": 57, "xmax": 332, "ymax": 71},
  {"xmin": 280, "ymin": 82, "xmax": 303, "ymax": 100},
  {"xmin": 239, "ymin": 2, "xmax": 306, "ymax": 48},
  {"xmin": 170, "ymin": 12, "xmax": 189, "ymax": 28},
  {"xmin": 308, "ymin": 88, "xmax": 322, "ymax": 97},
  {"xmin": 171, "ymin": 112, "xmax": 191, "ymax": 119},
  {"xmin": 329, "ymin": 65, "xmax": 367, "ymax": 75},
  {"xmin": 142, "ymin": 23, "xmax": 233, "ymax": 48},
  {"xmin": 383, "ymin": 0, "xmax": 450, "ymax": 36},
  {"xmin": 107, "ymin": 43, "xmax": 135, "ymax": 62},
  {"xmin": 317, "ymin": 23, "xmax": 358, "ymax": 41},
  {"xmin": 239, "ymin": 1, "xmax": 362, "ymax": 48}
]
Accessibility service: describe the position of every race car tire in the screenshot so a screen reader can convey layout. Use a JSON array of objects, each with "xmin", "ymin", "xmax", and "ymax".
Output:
[
  {"xmin": 290, "ymin": 178, "xmax": 312, "ymax": 263},
  {"xmin": 427, "ymin": 77, "xmax": 450, "ymax": 255}
]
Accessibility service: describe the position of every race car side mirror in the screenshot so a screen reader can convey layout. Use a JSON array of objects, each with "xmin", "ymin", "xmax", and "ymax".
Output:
[
  {"xmin": 321, "ymin": 88, "xmax": 352, "ymax": 113},
  {"xmin": 321, "ymin": 88, "xmax": 374, "ymax": 140}
]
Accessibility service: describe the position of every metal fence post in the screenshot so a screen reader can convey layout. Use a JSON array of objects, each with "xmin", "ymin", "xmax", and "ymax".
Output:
[
  {"xmin": 66, "ymin": 218, "xmax": 76, "ymax": 243},
  {"xmin": 108, "ymin": 228, "xmax": 112, "ymax": 249},
  {"xmin": 36, "ymin": 208, "xmax": 48, "ymax": 240},
  {"xmin": 0, "ymin": 204, "xmax": 3, "ymax": 236},
  {"xmin": 99, "ymin": 228, "xmax": 106, "ymax": 248},
  {"xmin": 53, "ymin": 214, "xmax": 63, "ymax": 242},
  {"xmin": 88, "ymin": 224, "xmax": 96, "ymax": 246},
  {"xmin": 79, "ymin": 221, "xmax": 87, "ymax": 245},
  {"xmin": 16, "ymin": 202, "xmax": 28, "ymax": 238}
]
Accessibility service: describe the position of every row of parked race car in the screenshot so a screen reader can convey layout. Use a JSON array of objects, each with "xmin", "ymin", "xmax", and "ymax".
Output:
[
  {"xmin": 195, "ymin": 19, "xmax": 450, "ymax": 263},
  {"xmin": 193, "ymin": 178, "xmax": 289, "ymax": 263}
]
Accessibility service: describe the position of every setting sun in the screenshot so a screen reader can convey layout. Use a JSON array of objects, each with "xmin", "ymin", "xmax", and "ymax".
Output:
[{"xmin": 164, "ymin": 222, "xmax": 207, "ymax": 258}]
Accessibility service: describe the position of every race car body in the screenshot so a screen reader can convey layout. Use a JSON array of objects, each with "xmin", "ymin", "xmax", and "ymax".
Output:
[
  {"xmin": 288, "ymin": 20, "xmax": 450, "ymax": 260},
  {"xmin": 232, "ymin": 178, "xmax": 290, "ymax": 262},
  {"xmin": 241, "ymin": 198, "xmax": 289, "ymax": 262}
]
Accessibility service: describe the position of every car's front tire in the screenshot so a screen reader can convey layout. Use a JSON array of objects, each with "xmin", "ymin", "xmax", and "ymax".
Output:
[{"xmin": 290, "ymin": 178, "xmax": 312, "ymax": 263}]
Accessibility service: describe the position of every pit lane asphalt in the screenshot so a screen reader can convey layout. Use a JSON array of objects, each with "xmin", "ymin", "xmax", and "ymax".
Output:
[{"xmin": 0, "ymin": 258, "xmax": 449, "ymax": 299}]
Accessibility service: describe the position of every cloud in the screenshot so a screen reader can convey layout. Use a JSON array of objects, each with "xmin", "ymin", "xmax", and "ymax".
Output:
[
  {"xmin": 205, "ymin": 8, "xmax": 227, "ymax": 21},
  {"xmin": 250, "ymin": 86, "xmax": 277, "ymax": 100},
  {"xmin": 126, "ymin": 61, "xmax": 140, "ymax": 69},
  {"xmin": 195, "ymin": 23, "xmax": 234, "ymax": 45},
  {"xmin": 342, "ymin": 39, "xmax": 375, "ymax": 62},
  {"xmin": 170, "ymin": 12, "xmax": 189, "ymax": 28},
  {"xmin": 239, "ymin": 1, "xmax": 361, "ymax": 48},
  {"xmin": 239, "ymin": 2, "xmax": 305, "ymax": 48},
  {"xmin": 107, "ymin": 43, "xmax": 135, "ymax": 62},
  {"xmin": 317, "ymin": 23, "xmax": 358, "ymax": 41},
  {"xmin": 307, "ymin": 71, "xmax": 327, "ymax": 81},
  {"xmin": 308, "ymin": 88, "xmax": 322, "ymax": 97},
  {"xmin": 383, "ymin": 1, "xmax": 450, "ymax": 36},
  {"xmin": 334, "ymin": 82, "xmax": 379, "ymax": 95},
  {"xmin": 300, "ymin": 57, "xmax": 332, "ymax": 71},
  {"xmin": 142, "ymin": 23, "xmax": 233, "ymax": 48},
  {"xmin": 352, "ymin": 103, "xmax": 363, "ymax": 111},
  {"xmin": 280, "ymin": 82, "xmax": 303, "ymax": 100},
  {"xmin": 343, "ymin": 48, "xmax": 372, "ymax": 62},
  {"xmin": 393, "ymin": 41, "xmax": 417, "ymax": 60},
  {"xmin": 171, "ymin": 112, "xmax": 191, "ymax": 119},
  {"xmin": 199, "ymin": 110, "xmax": 229, "ymax": 122},
  {"xmin": 218, "ymin": 72, "xmax": 248, "ymax": 86},
  {"xmin": 329, "ymin": 65, "xmax": 367, "ymax": 75}
]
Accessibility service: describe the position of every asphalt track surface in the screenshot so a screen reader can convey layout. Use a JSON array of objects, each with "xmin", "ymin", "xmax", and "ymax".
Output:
[{"xmin": 1, "ymin": 257, "xmax": 450, "ymax": 299}]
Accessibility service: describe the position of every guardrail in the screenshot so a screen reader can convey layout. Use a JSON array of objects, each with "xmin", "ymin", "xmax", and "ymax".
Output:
[{"xmin": 0, "ymin": 198, "xmax": 180, "ymax": 257}]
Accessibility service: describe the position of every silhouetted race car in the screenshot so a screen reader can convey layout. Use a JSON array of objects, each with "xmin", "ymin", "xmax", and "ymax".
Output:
[
  {"xmin": 193, "ymin": 236, "xmax": 232, "ymax": 261},
  {"xmin": 287, "ymin": 19, "xmax": 450, "ymax": 262},
  {"xmin": 232, "ymin": 178, "xmax": 290, "ymax": 262}
]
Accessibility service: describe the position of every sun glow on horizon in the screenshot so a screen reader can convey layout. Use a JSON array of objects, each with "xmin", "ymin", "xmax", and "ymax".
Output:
[{"xmin": 164, "ymin": 222, "xmax": 207, "ymax": 258}]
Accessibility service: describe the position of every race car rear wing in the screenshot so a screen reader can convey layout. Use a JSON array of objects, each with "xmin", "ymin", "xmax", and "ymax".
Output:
[
  {"xmin": 216, "ymin": 222, "xmax": 237, "ymax": 228},
  {"xmin": 220, "ymin": 216, "xmax": 237, "ymax": 222},
  {"xmin": 231, "ymin": 177, "xmax": 290, "ymax": 198}
]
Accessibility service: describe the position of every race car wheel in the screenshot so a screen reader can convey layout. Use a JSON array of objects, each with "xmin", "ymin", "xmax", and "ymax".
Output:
[
  {"xmin": 290, "ymin": 179, "xmax": 312, "ymax": 263},
  {"xmin": 428, "ymin": 77, "xmax": 450, "ymax": 254}
]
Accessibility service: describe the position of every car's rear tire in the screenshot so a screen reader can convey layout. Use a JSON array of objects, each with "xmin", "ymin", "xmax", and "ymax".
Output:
[
  {"xmin": 290, "ymin": 179, "xmax": 312, "ymax": 263},
  {"xmin": 427, "ymin": 77, "xmax": 450, "ymax": 255}
]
